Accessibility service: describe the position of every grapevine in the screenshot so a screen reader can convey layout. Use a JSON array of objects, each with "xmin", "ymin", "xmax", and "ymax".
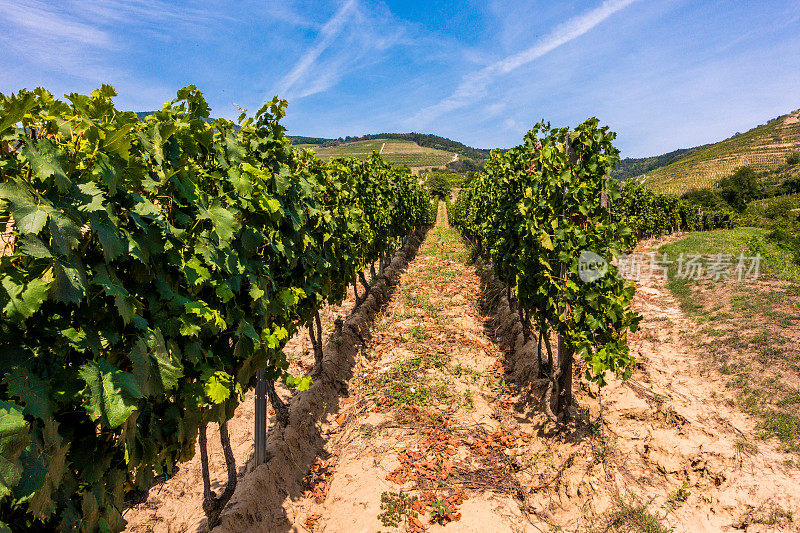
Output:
[
  {"xmin": 0, "ymin": 86, "xmax": 432, "ymax": 531},
  {"xmin": 451, "ymin": 119, "xmax": 640, "ymax": 419}
]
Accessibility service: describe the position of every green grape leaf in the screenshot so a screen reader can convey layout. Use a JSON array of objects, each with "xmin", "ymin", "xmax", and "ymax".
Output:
[
  {"xmin": 15, "ymin": 204, "xmax": 49, "ymax": 235},
  {"xmin": 92, "ymin": 264, "xmax": 135, "ymax": 324},
  {"xmin": 0, "ymin": 91, "xmax": 36, "ymax": 132},
  {"xmin": 265, "ymin": 197, "xmax": 281, "ymax": 214},
  {"xmin": 128, "ymin": 329, "xmax": 183, "ymax": 396},
  {"xmin": 2, "ymin": 277, "xmax": 49, "ymax": 322},
  {"xmin": 22, "ymin": 140, "xmax": 70, "ymax": 191},
  {"xmin": 19, "ymin": 235, "xmax": 52, "ymax": 259},
  {"xmin": 185, "ymin": 300, "xmax": 227, "ymax": 331},
  {"xmin": 48, "ymin": 212, "xmax": 81, "ymax": 255},
  {"xmin": 51, "ymin": 257, "xmax": 87, "ymax": 305},
  {"xmin": 0, "ymin": 401, "xmax": 29, "ymax": 497},
  {"xmin": 201, "ymin": 370, "xmax": 233, "ymax": 404},
  {"xmin": 91, "ymin": 153, "xmax": 122, "ymax": 195},
  {"xmin": 91, "ymin": 221, "xmax": 126, "ymax": 262},
  {"xmin": 539, "ymin": 232, "xmax": 554, "ymax": 251},
  {"xmin": 0, "ymin": 181, "xmax": 50, "ymax": 235},
  {"xmin": 131, "ymin": 194, "xmax": 161, "ymax": 218},
  {"xmin": 274, "ymin": 166, "xmax": 290, "ymax": 194},
  {"xmin": 284, "ymin": 374, "xmax": 312, "ymax": 392},
  {"xmin": 183, "ymin": 256, "xmax": 210, "ymax": 286},
  {"xmin": 202, "ymin": 204, "xmax": 240, "ymax": 244},
  {"xmin": 4, "ymin": 366, "xmax": 53, "ymax": 420},
  {"xmin": 78, "ymin": 360, "xmax": 142, "ymax": 428},
  {"xmin": 14, "ymin": 443, "xmax": 46, "ymax": 499},
  {"xmin": 28, "ymin": 420, "xmax": 69, "ymax": 520},
  {"xmin": 103, "ymin": 123, "xmax": 134, "ymax": 160},
  {"xmin": 76, "ymin": 181, "xmax": 106, "ymax": 213},
  {"xmin": 215, "ymin": 283, "xmax": 234, "ymax": 302},
  {"xmin": 80, "ymin": 490, "xmax": 100, "ymax": 531}
]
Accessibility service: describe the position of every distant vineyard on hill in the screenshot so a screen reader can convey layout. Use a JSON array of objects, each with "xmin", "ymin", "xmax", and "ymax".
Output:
[
  {"xmin": 611, "ymin": 145, "xmax": 709, "ymax": 181},
  {"xmin": 645, "ymin": 109, "xmax": 800, "ymax": 195},
  {"xmin": 310, "ymin": 138, "xmax": 456, "ymax": 169},
  {"xmin": 288, "ymin": 132, "xmax": 492, "ymax": 162}
]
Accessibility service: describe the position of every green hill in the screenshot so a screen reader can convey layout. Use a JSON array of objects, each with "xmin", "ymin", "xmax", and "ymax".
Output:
[
  {"xmin": 288, "ymin": 132, "xmax": 492, "ymax": 172},
  {"xmin": 611, "ymin": 145, "xmax": 709, "ymax": 181},
  {"xmin": 338, "ymin": 132, "xmax": 492, "ymax": 162},
  {"xmin": 309, "ymin": 138, "xmax": 456, "ymax": 170},
  {"xmin": 645, "ymin": 109, "xmax": 800, "ymax": 195}
]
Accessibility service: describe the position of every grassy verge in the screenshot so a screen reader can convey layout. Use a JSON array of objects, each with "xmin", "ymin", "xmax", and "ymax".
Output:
[{"xmin": 658, "ymin": 228, "xmax": 800, "ymax": 454}]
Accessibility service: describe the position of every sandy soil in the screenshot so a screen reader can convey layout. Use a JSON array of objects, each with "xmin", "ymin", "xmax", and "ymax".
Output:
[{"xmin": 124, "ymin": 210, "xmax": 800, "ymax": 533}]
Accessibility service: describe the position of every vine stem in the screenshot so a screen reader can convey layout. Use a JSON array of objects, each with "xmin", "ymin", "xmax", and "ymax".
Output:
[{"xmin": 199, "ymin": 421, "xmax": 238, "ymax": 529}]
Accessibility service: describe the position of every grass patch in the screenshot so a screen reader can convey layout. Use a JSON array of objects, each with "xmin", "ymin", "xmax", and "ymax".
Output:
[
  {"xmin": 666, "ymin": 482, "xmax": 690, "ymax": 508},
  {"xmin": 746, "ymin": 502, "xmax": 794, "ymax": 527},
  {"xmin": 734, "ymin": 440, "xmax": 759, "ymax": 456},
  {"xmin": 404, "ymin": 293, "xmax": 440, "ymax": 318},
  {"xmin": 362, "ymin": 354, "xmax": 453, "ymax": 410},
  {"xmin": 423, "ymin": 225, "xmax": 469, "ymax": 263},
  {"xmin": 601, "ymin": 502, "xmax": 672, "ymax": 533},
  {"xmin": 658, "ymin": 227, "xmax": 800, "ymax": 282},
  {"xmin": 659, "ymin": 229, "xmax": 800, "ymax": 454},
  {"xmin": 451, "ymin": 362, "xmax": 481, "ymax": 382}
]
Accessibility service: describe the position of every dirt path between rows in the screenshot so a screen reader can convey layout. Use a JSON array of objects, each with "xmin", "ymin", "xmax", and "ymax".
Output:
[{"xmin": 126, "ymin": 208, "xmax": 800, "ymax": 532}]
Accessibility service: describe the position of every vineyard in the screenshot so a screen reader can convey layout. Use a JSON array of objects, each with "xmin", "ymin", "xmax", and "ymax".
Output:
[
  {"xmin": 646, "ymin": 109, "xmax": 800, "ymax": 195},
  {"xmin": 311, "ymin": 139, "xmax": 456, "ymax": 170},
  {"xmin": 2, "ymin": 88, "xmax": 800, "ymax": 533}
]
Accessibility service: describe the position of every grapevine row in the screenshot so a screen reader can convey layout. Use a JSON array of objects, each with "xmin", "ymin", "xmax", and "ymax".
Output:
[
  {"xmin": 0, "ymin": 86, "xmax": 433, "ymax": 532},
  {"xmin": 449, "ymin": 119, "xmax": 640, "ymax": 419},
  {"xmin": 617, "ymin": 179, "xmax": 733, "ymax": 240}
]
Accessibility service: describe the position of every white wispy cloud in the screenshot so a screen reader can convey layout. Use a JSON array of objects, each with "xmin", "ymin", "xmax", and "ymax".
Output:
[
  {"xmin": 271, "ymin": 0, "xmax": 413, "ymax": 101},
  {"xmin": 0, "ymin": 1, "xmax": 110, "ymax": 49},
  {"xmin": 263, "ymin": 3, "xmax": 321, "ymax": 30},
  {"xmin": 274, "ymin": 0, "xmax": 358, "ymax": 98},
  {"xmin": 405, "ymin": 0, "xmax": 639, "ymax": 128},
  {"xmin": 0, "ymin": 0, "xmax": 216, "ymax": 87}
]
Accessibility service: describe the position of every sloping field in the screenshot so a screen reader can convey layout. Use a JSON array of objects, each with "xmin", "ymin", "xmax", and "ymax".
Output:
[
  {"xmin": 648, "ymin": 109, "xmax": 800, "ymax": 195},
  {"xmin": 312, "ymin": 138, "xmax": 455, "ymax": 168}
]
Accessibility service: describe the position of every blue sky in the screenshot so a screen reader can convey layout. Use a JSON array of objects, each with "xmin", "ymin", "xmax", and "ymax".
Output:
[{"xmin": 2, "ymin": 1, "xmax": 799, "ymax": 157}]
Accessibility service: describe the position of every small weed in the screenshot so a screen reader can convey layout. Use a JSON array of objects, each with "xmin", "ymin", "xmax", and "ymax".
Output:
[
  {"xmin": 667, "ymin": 482, "xmax": 690, "ymax": 507},
  {"xmin": 396, "ymin": 308, "xmax": 414, "ymax": 320},
  {"xmin": 604, "ymin": 501, "xmax": 673, "ymax": 532},
  {"xmin": 734, "ymin": 440, "xmax": 759, "ymax": 456},
  {"xmin": 462, "ymin": 389, "xmax": 474, "ymax": 410},
  {"xmin": 428, "ymin": 499, "xmax": 451, "ymax": 524},
  {"xmin": 360, "ymin": 424, "xmax": 374, "ymax": 439},
  {"xmin": 363, "ymin": 355, "xmax": 454, "ymax": 410},
  {"xmin": 747, "ymin": 502, "xmax": 794, "ymax": 527},
  {"xmin": 777, "ymin": 389, "xmax": 800, "ymax": 407},
  {"xmin": 589, "ymin": 418, "xmax": 614, "ymax": 464},
  {"xmin": 758, "ymin": 410, "xmax": 800, "ymax": 453},
  {"xmin": 489, "ymin": 378, "xmax": 508, "ymax": 392},
  {"xmin": 411, "ymin": 324, "xmax": 425, "ymax": 341},
  {"xmin": 451, "ymin": 363, "xmax": 481, "ymax": 382},
  {"xmin": 378, "ymin": 491, "xmax": 418, "ymax": 527}
]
